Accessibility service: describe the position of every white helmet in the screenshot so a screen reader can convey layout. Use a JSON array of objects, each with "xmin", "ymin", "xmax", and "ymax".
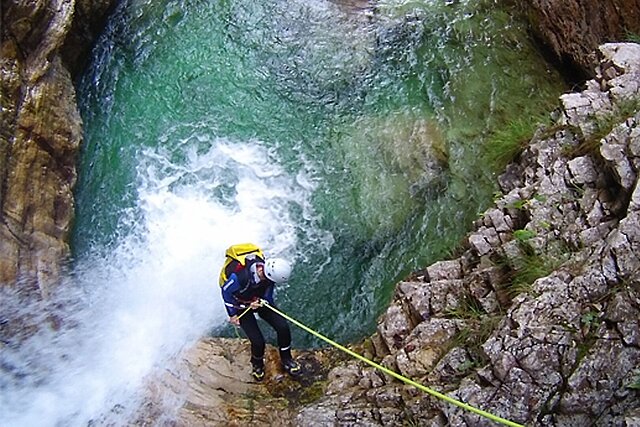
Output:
[{"xmin": 264, "ymin": 258, "xmax": 292, "ymax": 283}]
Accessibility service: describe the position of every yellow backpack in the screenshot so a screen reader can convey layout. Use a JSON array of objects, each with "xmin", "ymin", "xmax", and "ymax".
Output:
[{"xmin": 218, "ymin": 243, "xmax": 265, "ymax": 286}]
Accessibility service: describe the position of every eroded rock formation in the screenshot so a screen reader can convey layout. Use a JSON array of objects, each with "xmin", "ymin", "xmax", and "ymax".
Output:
[
  {"xmin": 0, "ymin": 0, "xmax": 112, "ymax": 295},
  {"xmin": 521, "ymin": 0, "xmax": 640, "ymax": 81}
]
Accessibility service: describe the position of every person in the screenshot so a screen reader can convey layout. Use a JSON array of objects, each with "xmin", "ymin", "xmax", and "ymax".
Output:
[{"xmin": 219, "ymin": 244, "xmax": 301, "ymax": 381}]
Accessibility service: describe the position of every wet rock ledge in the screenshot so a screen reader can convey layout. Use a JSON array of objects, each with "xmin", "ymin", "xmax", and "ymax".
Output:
[{"xmin": 144, "ymin": 43, "xmax": 640, "ymax": 427}]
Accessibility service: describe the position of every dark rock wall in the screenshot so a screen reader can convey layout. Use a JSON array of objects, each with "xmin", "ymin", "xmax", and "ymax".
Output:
[
  {"xmin": 0, "ymin": 0, "xmax": 114, "ymax": 295},
  {"xmin": 520, "ymin": 0, "xmax": 640, "ymax": 81}
]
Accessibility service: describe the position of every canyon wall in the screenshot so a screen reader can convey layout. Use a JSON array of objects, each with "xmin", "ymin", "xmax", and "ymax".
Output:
[
  {"xmin": 520, "ymin": 0, "xmax": 640, "ymax": 80},
  {"xmin": 0, "ymin": 0, "xmax": 113, "ymax": 295}
]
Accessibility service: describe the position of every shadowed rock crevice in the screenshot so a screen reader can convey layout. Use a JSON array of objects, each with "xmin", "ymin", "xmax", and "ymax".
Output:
[{"xmin": 519, "ymin": 0, "xmax": 640, "ymax": 82}]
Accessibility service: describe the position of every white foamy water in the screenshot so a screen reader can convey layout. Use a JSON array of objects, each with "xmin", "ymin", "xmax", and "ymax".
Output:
[{"xmin": 0, "ymin": 135, "xmax": 317, "ymax": 426}]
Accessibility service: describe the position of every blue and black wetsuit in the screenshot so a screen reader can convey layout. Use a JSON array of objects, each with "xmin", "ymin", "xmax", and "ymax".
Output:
[{"xmin": 221, "ymin": 255, "xmax": 293, "ymax": 368}]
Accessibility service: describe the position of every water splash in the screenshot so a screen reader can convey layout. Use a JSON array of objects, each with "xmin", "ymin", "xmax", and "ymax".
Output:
[{"xmin": 0, "ymin": 135, "xmax": 316, "ymax": 426}]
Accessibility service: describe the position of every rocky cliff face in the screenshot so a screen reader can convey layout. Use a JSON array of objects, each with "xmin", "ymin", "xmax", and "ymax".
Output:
[
  {"xmin": 520, "ymin": 0, "xmax": 640, "ymax": 81},
  {"xmin": 0, "ymin": 0, "xmax": 112, "ymax": 295},
  {"xmin": 297, "ymin": 43, "xmax": 640, "ymax": 426}
]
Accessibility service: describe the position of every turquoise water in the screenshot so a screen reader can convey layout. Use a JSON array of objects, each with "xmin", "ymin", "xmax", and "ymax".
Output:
[
  {"xmin": 0, "ymin": 1, "xmax": 569, "ymax": 425},
  {"xmin": 75, "ymin": 0, "xmax": 565, "ymax": 347}
]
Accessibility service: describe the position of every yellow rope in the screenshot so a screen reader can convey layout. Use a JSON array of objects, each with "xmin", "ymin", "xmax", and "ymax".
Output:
[
  {"xmin": 262, "ymin": 301, "xmax": 525, "ymax": 427},
  {"xmin": 237, "ymin": 306, "xmax": 252, "ymax": 319},
  {"xmin": 231, "ymin": 306, "xmax": 253, "ymax": 337}
]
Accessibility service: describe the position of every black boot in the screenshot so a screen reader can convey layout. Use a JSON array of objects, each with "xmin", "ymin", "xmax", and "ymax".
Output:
[
  {"xmin": 251, "ymin": 356, "xmax": 265, "ymax": 382},
  {"xmin": 281, "ymin": 358, "xmax": 301, "ymax": 376}
]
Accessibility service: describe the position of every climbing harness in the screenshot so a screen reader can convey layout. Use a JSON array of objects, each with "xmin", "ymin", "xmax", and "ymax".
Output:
[{"xmin": 255, "ymin": 301, "xmax": 525, "ymax": 427}]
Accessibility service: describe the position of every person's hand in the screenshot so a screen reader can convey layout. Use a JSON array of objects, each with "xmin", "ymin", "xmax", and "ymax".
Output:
[
  {"xmin": 229, "ymin": 315, "xmax": 240, "ymax": 326},
  {"xmin": 250, "ymin": 299, "xmax": 263, "ymax": 309}
]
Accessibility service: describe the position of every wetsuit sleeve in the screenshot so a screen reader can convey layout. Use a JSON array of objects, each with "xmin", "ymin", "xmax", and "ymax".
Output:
[
  {"xmin": 221, "ymin": 273, "xmax": 241, "ymax": 316},
  {"xmin": 263, "ymin": 282, "xmax": 275, "ymax": 306}
]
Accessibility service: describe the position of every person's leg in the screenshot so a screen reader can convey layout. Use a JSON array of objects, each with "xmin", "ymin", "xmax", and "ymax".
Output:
[
  {"xmin": 239, "ymin": 312, "xmax": 266, "ymax": 379},
  {"xmin": 258, "ymin": 307, "xmax": 300, "ymax": 375},
  {"xmin": 257, "ymin": 306, "xmax": 291, "ymax": 358}
]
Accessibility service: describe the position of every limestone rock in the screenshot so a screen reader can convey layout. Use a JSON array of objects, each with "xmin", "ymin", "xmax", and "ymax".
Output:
[{"xmin": 567, "ymin": 156, "xmax": 598, "ymax": 185}]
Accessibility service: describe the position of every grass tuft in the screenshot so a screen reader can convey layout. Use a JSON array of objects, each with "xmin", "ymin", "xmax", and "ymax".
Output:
[
  {"xmin": 495, "ymin": 240, "xmax": 570, "ymax": 301},
  {"xmin": 625, "ymin": 31, "xmax": 640, "ymax": 43},
  {"xmin": 484, "ymin": 112, "xmax": 553, "ymax": 172},
  {"xmin": 445, "ymin": 294, "xmax": 486, "ymax": 320}
]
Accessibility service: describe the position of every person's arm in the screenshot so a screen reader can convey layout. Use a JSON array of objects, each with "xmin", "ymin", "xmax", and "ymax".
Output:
[
  {"xmin": 221, "ymin": 273, "xmax": 241, "ymax": 317},
  {"xmin": 262, "ymin": 282, "xmax": 275, "ymax": 306}
]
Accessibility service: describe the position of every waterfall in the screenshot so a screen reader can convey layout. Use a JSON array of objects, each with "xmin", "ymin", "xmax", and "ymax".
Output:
[{"xmin": 1, "ymin": 134, "xmax": 319, "ymax": 426}]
